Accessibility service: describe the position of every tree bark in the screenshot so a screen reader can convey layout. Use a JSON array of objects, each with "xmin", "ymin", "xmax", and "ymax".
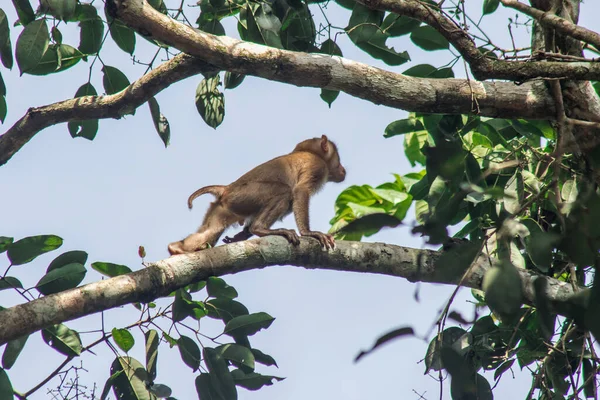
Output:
[{"xmin": 0, "ymin": 237, "xmax": 577, "ymax": 345}]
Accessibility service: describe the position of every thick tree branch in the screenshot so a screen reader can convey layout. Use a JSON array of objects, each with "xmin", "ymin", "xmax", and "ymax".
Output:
[
  {"xmin": 0, "ymin": 56, "xmax": 559, "ymax": 167},
  {"xmin": 0, "ymin": 55, "xmax": 217, "ymax": 166},
  {"xmin": 0, "ymin": 237, "xmax": 576, "ymax": 345},
  {"xmin": 499, "ymin": 0, "xmax": 600, "ymax": 49}
]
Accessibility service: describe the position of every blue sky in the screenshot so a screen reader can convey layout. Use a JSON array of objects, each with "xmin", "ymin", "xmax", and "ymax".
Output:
[{"xmin": 1, "ymin": 1, "xmax": 599, "ymax": 399}]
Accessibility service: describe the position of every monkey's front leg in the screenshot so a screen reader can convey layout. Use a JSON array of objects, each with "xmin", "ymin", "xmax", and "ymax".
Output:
[
  {"xmin": 247, "ymin": 197, "xmax": 301, "ymax": 245},
  {"xmin": 292, "ymin": 188, "xmax": 336, "ymax": 249}
]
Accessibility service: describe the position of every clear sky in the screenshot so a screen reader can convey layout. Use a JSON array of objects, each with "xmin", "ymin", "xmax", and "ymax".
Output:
[{"xmin": 1, "ymin": 1, "xmax": 598, "ymax": 399}]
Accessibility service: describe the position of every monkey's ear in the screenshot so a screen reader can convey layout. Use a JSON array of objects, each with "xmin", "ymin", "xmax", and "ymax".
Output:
[{"xmin": 320, "ymin": 135, "xmax": 330, "ymax": 153}]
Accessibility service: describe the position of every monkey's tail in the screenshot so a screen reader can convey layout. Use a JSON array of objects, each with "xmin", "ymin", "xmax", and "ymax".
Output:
[{"xmin": 187, "ymin": 185, "xmax": 226, "ymax": 209}]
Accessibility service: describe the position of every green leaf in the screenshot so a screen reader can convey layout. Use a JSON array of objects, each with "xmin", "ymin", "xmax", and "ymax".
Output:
[
  {"xmin": 198, "ymin": 0, "xmax": 243, "ymax": 22},
  {"xmin": 403, "ymin": 129, "xmax": 428, "ymax": 166},
  {"xmin": 42, "ymin": 324, "xmax": 83, "ymax": 356},
  {"xmin": 148, "ymin": 383, "xmax": 171, "ymax": 398},
  {"xmin": 239, "ymin": 3, "xmax": 282, "ymax": 48},
  {"xmin": 410, "ymin": 26, "xmax": 449, "ymax": 51},
  {"xmin": 12, "ymin": 0, "xmax": 35, "ymax": 25},
  {"xmin": 0, "ymin": 368, "xmax": 13, "ymax": 400},
  {"xmin": 356, "ymin": 32, "xmax": 409, "ymax": 66},
  {"xmin": 334, "ymin": 0, "xmax": 355, "ymax": 10},
  {"xmin": 251, "ymin": 348, "xmax": 277, "ymax": 367},
  {"xmin": 54, "ymin": 43, "xmax": 84, "ymax": 70},
  {"xmin": 216, "ymin": 343, "xmax": 255, "ymax": 370},
  {"xmin": 50, "ymin": 26, "xmax": 62, "ymax": 44},
  {"xmin": 178, "ymin": 335, "xmax": 201, "ymax": 371},
  {"xmin": 70, "ymin": 3, "xmax": 99, "ymax": 21},
  {"xmin": 74, "ymin": 82, "xmax": 97, "ymax": 98},
  {"xmin": 207, "ymin": 276, "xmax": 238, "ymax": 299},
  {"xmin": 195, "ymin": 75, "xmax": 225, "ymax": 129},
  {"xmin": 483, "ymin": 0, "xmax": 500, "ymax": 15},
  {"xmin": 105, "ymin": 12, "xmax": 136, "ymax": 55},
  {"xmin": 346, "ymin": 3, "xmax": 382, "ymax": 44},
  {"xmin": 0, "ymin": 277, "xmax": 23, "ymax": 291},
  {"xmin": 195, "ymin": 373, "xmax": 222, "ymax": 399},
  {"xmin": 110, "ymin": 356, "xmax": 152, "ymax": 400},
  {"xmin": 320, "ymin": 89, "xmax": 339, "ymax": 108},
  {"xmin": 2, "ymin": 335, "xmax": 28, "ymax": 369},
  {"xmin": 78, "ymin": 16, "xmax": 104, "ymax": 54},
  {"xmin": 148, "ymin": 97, "xmax": 170, "ymax": 147},
  {"xmin": 102, "ymin": 65, "xmax": 130, "ymax": 95},
  {"xmin": 145, "ymin": 330, "xmax": 159, "ymax": 382},
  {"xmin": 0, "ymin": 95, "xmax": 5, "ymax": 123},
  {"xmin": 36, "ymin": 262, "xmax": 87, "ymax": 295},
  {"xmin": 68, "ymin": 83, "xmax": 99, "ymax": 140},
  {"xmin": 346, "ymin": 4, "xmax": 409, "ymax": 66},
  {"xmin": 206, "ymin": 298, "xmax": 249, "ymax": 322},
  {"xmin": 224, "ymin": 71, "xmax": 245, "ymax": 89},
  {"xmin": 15, "ymin": 19, "xmax": 50, "ymax": 75},
  {"xmin": 433, "ymin": 239, "xmax": 480, "ymax": 282},
  {"xmin": 91, "ymin": 261, "xmax": 133, "ymax": 277},
  {"xmin": 355, "ymin": 326, "xmax": 414, "ymax": 362},
  {"xmin": 384, "ymin": 117, "xmax": 424, "ymax": 137},
  {"xmin": 231, "ymin": 369, "xmax": 284, "ymax": 391},
  {"xmin": 112, "ymin": 328, "xmax": 135, "ymax": 353},
  {"xmin": 0, "ymin": 9, "xmax": 13, "ymax": 69},
  {"xmin": 582, "ymin": 358, "xmax": 596, "ymax": 399},
  {"xmin": 560, "ymin": 178, "xmax": 578, "ymax": 216},
  {"xmin": 26, "ymin": 43, "xmax": 59, "ymax": 75},
  {"xmin": 451, "ymin": 372, "xmax": 493, "ymax": 400},
  {"xmin": 7, "ymin": 234, "xmax": 62, "ymax": 265},
  {"xmin": 319, "ymin": 39, "xmax": 342, "ymax": 107},
  {"xmin": 335, "ymin": 213, "xmax": 404, "ymax": 237},
  {"xmin": 203, "ymin": 347, "xmax": 238, "ymax": 399},
  {"xmin": 47, "ymin": 250, "xmax": 88, "ymax": 271},
  {"xmin": 403, "ymin": 63, "xmax": 436, "ymax": 77},
  {"xmin": 199, "ymin": 18, "xmax": 226, "ymax": 36},
  {"xmin": 493, "ymin": 358, "xmax": 515, "ymax": 381},
  {"xmin": 382, "ymin": 13, "xmax": 420, "ymax": 37},
  {"xmin": 0, "ymin": 237, "xmax": 14, "ymax": 253},
  {"xmin": 224, "ymin": 312, "xmax": 275, "ymax": 337},
  {"xmin": 503, "ymin": 170, "xmax": 523, "ymax": 215},
  {"xmin": 280, "ymin": 3, "xmax": 316, "ymax": 51},
  {"xmin": 172, "ymin": 289, "xmax": 195, "ymax": 322},
  {"xmin": 40, "ymin": 0, "xmax": 77, "ymax": 20},
  {"xmin": 520, "ymin": 218, "xmax": 558, "ymax": 273},
  {"xmin": 68, "ymin": 118, "xmax": 99, "ymax": 140},
  {"xmin": 424, "ymin": 326, "xmax": 467, "ymax": 373},
  {"xmin": 482, "ymin": 260, "xmax": 523, "ymax": 321}
]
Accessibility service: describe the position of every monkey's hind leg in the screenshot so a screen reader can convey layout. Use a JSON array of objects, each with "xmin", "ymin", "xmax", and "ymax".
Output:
[
  {"xmin": 223, "ymin": 226, "xmax": 253, "ymax": 244},
  {"xmin": 168, "ymin": 202, "xmax": 241, "ymax": 255},
  {"xmin": 248, "ymin": 197, "xmax": 300, "ymax": 245}
]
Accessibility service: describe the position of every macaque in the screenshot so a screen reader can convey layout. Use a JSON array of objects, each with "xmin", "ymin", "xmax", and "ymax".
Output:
[{"xmin": 168, "ymin": 135, "xmax": 346, "ymax": 255}]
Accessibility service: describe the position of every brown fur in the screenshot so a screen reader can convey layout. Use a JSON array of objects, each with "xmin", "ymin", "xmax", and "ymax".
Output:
[{"xmin": 168, "ymin": 135, "xmax": 346, "ymax": 255}]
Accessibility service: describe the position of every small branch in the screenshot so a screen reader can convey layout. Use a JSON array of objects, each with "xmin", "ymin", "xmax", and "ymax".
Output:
[
  {"xmin": 0, "ymin": 237, "xmax": 578, "ymax": 346},
  {"xmin": 352, "ymin": 0, "xmax": 600, "ymax": 81},
  {"xmin": 499, "ymin": 0, "xmax": 600, "ymax": 50},
  {"xmin": 0, "ymin": 55, "xmax": 217, "ymax": 166}
]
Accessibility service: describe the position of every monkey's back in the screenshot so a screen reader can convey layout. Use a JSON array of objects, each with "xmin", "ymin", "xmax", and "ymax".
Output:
[{"xmin": 219, "ymin": 152, "xmax": 328, "ymax": 217}]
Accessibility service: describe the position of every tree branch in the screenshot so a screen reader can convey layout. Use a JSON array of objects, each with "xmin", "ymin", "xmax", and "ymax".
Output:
[
  {"xmin": 355, "ymin": 0, "xmax": 600, "ymax": 81},
  {"xmin": 0, "ymin": 54, "xmax": 559, "ymax": 167},
  {"xmin": 0, "ymin": 55, "xmax": 217, "ymax": 166},
  {"xmin": 499, "ymin": 0, "xmax": 600, "ymax": 49},
  {"xmin": 0, "ymin": 237, "xmax": 577, "ymax": 345}
]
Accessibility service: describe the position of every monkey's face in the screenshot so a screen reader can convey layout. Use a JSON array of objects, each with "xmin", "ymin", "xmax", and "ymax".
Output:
[{"xmin": 326, "ymin": 147, "xmax": 346, "ymax": 183}]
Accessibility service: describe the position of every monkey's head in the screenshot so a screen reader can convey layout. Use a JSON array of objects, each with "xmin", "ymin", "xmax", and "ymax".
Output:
[{"xmin": 294, "ymin": 135, "xmax": 346, "ymax": 183}]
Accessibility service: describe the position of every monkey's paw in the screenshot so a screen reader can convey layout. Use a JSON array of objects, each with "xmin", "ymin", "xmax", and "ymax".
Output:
[{"xmin": 301, "ymin": 231, "xmax": 335, "ymax": 249}]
